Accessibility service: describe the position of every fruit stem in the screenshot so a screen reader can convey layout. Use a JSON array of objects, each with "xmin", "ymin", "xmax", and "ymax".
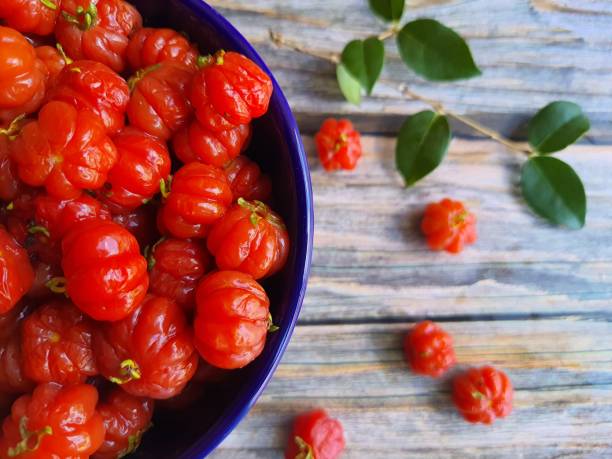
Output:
[
  {"xmin": 0, "ymin": 114, "xmax": 26, "ymax": 140},
  {"xmin": 62, "ymin": 3, "xmax": 98, "ymax": 31},
  {"xmin": 159, "ymin": 176, "xmax": 172, "ymax": 199},
  {"xmin": 55, "ymin": 43, "xmax": 73, "ymax": 65},
  {"xmin": 39, "ymin": 0, "xmax": 57, "ymax": 10},
  {"xmin": 294, "ymin": 436, "xmax": 314, "ymax": 459},
  {"xmin": 28, "ymin": 225, "xmax": 51, "ymax": 238},
  {"xmin": 128, "ymin": 63, "xmax": 161, "ymax": 91},
  {"xmin": 268, "ymin": 313, "xmax": 280, "ymax": 333}
]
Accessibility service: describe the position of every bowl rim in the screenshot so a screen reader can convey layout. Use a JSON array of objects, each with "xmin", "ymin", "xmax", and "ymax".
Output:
[{"xmin": 175, "ymin": 1, "xmax": 314, "ymax": 457}]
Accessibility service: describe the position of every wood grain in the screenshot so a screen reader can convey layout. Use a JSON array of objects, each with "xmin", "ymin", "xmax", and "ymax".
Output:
[
  {"xmin": 206, "ymin": 0, "xmax": 612, "ymax": 141},
  {"xmin": 212, "ymin": 320, "xmax": 612, "ymax": 458},
  {"xmin": 300, "ymin": 135, "xmax": 612, "ymax": 322}
]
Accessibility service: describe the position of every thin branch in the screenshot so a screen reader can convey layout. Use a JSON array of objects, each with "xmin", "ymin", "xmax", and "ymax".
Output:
[
  {"xmin": 270, "ymin": 30, "xmax": 532, "ymax": 156},
  {"xmin": 399, "ymin": 85, "xmax": 531, "ymax": 156},
  {"xmin": 377, "ymin": 25, "xmax": 400, "ymax": 41},
  {"xmin": 269, "ymin": 30, "xmax": 340, "ymax": 63}
]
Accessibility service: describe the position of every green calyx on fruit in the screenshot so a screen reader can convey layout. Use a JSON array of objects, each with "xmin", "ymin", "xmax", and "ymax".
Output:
[
  {"xmin": 109, "ymin": 359, "xmax": 142, "ymax": 385},
  {"xmin": 62, "ymin": 3, "xmax": 98, "ymax": 31},
  {"xmin": 7, "ymin": 417, "xmax": 53, "ymax": 457},
  {"xmin": 45, "ymin": 277, "xmax": 67, "ymax": 295},
  {"xmin": 294, "ymin": 436, "xmax": 314, "ymax": 459}
]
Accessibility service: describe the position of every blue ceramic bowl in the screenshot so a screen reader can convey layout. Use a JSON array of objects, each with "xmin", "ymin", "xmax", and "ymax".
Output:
[{"xmin": 127, "ymin": 1, "xmax": 313, "ymax": 457}]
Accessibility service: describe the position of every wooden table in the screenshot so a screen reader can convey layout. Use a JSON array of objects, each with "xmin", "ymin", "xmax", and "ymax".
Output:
[{"xmin": 207, "ymin": 1, "xmax": 612, "ymax": 457}]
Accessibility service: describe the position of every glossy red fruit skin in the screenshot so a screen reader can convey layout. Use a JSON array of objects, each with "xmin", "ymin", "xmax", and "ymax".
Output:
[
  {"xmin": 404, "ymin": 321, "xmax": 456, "ymax": 378},
  {"xmin": 194, "ymin": 271, "xmax": 270, "ymax": 369},
  {"xmin": 127, "ymin": 62, "xmax": 194, "ymax": 141},
  {"xmin": 191, "ymin": 51, "xmax": 273, "ymax": 129},
  {"xmin": 22, "ymin": 301, "xmax": 97, "ymax": 385},
  {"xmin": 48, "ymin": 60, "xmax": 130, "ymax": 135},
  {"xmin": 55, "ymin": 0, "xmax": 142, "ymax": 73},
  {"xmin": 207, "ymin": 199, "xmax": 289, "ymax": 279},
  {"xmin": 95, "ymin": 294, "xmax": 198, "ymax": 399},
  {"xmin": 11, "ymin": 101, "xmax": 118, "ymax": 199},
  {"xmin": 421, "ymin": 198, "xmax": 477, "ymax": 254},
  {"xmin": 0, "ymin": 27, "xmax": 46, "ymax": 124},
  {"xmin": 0, "ymin": 0, "xmax": 62, "ymax": 36},
  {"xmin": 62, "ymin": 219, "xmax": 149, "ymax": 322},
  {"xmin": 126, "ymin": 27, "xmax": 198, "ymax": 71},
  {"xmin": 453, "ymin": 366, "xmax": 513, "ymax": 424},
  {"xmin": 0, "ymin": 227, "xmax": 34, "ymax": 314},
  {"xmin": 26, "ymin": 260, "xmax": 62, "ymax": 300},
  {"xmin": 285, "ymin": 409, "xmax": 345, "ymax": 459},
  {"xmin": 0, "ymin": 135, "xmax": 23, "ymax": 202},
  {"xmin": 224, "ymin": 156, "xmax": 272, "ymax": 203},
  {"xmin": 93, "ymin": 389, "xmax": 154, "ymax": 459},
  {"xmin": 149, "ymin": 238, "xmax": 211, "ymax": 311},
  {"xmin": 0, "ymin": 334, "xmax": 34, "ymax": 395},
  {"xmin": 315, "ymin": 118, "xmax": 362, "ymax": 171},
  {"xmin": 111, "ymin": 204, "xmax": 159, "ymax": 249},
  {"xmin": 35, "ymin": 45, "xmax": 67, "ymax": 91},
  {"xmin": 173, "ymin": 121, "xmax": 251, "ymax": 168},
  {"xmin": 158, "ymin": 163, "xmax": 233, "ymax": 239},
  {"xmin": 0, "ymin": 383, "xmax": 105, "ymax": 458},
  {"xmin": 0, "ymin": 301, "xmax": 30, "ymax": 343},
  {"xmin": 34, "ymin": 192, "xmax": 111, "ymax": 240},
  {"xmin": 101, "ymin": 127, "xmax": 171, "ymax": 211}
]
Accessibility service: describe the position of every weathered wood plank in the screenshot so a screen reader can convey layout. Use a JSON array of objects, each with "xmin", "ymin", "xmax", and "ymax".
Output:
[
  {"xmin": 211, "ymin": 320, "xmax": 612, "ymax": 458},
  {"xmin": 299, "ymin": 135, "xmax": 612, "ymax": 322},
  {"xmin": 207, "ymin": 0, "xmax": 612, "ymax": 141}
]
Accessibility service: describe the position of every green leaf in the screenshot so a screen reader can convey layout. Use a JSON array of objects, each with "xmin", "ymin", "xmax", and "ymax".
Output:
[
  {"xmin": 528, "ymin": 101, "xmax": 590, "ymax": 154},
  {"xmin": 341, "ymin": 37, "xmax": 385, "ymax": 95},
  {"xmin": 397, "ymin": 19, "xmax": 481, "ymax": 81},
  {"xmin": 396, "ymin": 110, "xmax": 451, "ymax": 187},
  {"xmin": 336, "ymin": 63, "xmax": 362, "ymax": 105},
  {"xmin": 368, "ymin": 0, "xmax": 405, "ymax": 22},
  {"xmin": 521, "ymin": 156, "xmax": 586, "ymax": 229}
]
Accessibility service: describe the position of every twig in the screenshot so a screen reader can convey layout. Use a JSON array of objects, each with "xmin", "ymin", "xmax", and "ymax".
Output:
[
  {"xmin": 270, "ymin": 30, "xmax": 532, "ymax": 156},
  {"xmin": 269, "ymin": 30, "xmax": 340, "ymax": 63},
  {"xmin": 399, "ymin": 85, "xmax": 531, "ymax": 156}
]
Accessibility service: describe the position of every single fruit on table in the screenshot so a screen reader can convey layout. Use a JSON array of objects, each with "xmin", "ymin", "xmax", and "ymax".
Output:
[
  {"xmin": 0, "ymin": 383, "xmax": 104, "ymax": 458},
  {"xmin": 0, "ymin": 227, "xmax": 34, "ymax": 314},
  {"xmin": 0, "ymin": 26, "xmax": 46, "ymax": 124},
  {"xmin": 35, "ymin": 45, "xmax": 68, "ymax": 91},
  {"xmin": 95, "ymin": 294, "xmax": 198, "ymax": 399},
  {"xmin": 21, "ymin": 301, "xmax": 98, "ymax": 385},
  {"xmin": 34, "ymin": 192, "xmax": 111, "ymax": 241},
  {"xmin": 10, "ymin": 101, "xmax": 118, "ymax": 199},
  {"xmin": 0, "ymin": 0, "xmax": 62, "ymax": 36},
  {"xmin": 94, "ymin": 388, "xmax": 154, "ymax": 459},
  {"xmin": 207, "ymin": 198, "xmax": 289, "ymax": 279},
  {"xmin": 421, "ymin": 198, "xmax": 477, "ymax": 254},
  {"xmin": 285, "ymin": 409, "xmax": 345, "ymax": 459},
  {"xmin": 127, "ymin": 27, "xmax": 198, "ymax": 71},
  {"xmin": 55, "ymin": 0, "xmax": 142, "ymax": 73},
  {"xmin": 0, "ymin": 333, "xmax": 34, "ymax": 395},
  {"xmin": 315, "ymin": 118, "xmax": 362, "ymax": 171},
  {"xmin": 61, "ymin": 219, "xmax": 149, "ymax": 321},
  {"xmin": 47, "ymin": 59, "xmax": 130, "ymax": 135},
  {"xmin": 453, "ymin": 366, "xmax": 513, "ymax": 424},
  {"xmin": 194, "ymin": 271, "xmax": 272, "ymax": 369},
  {"xmin": 148, "ymin": 238, "xmax": 211, "ymax": 311},
  {"xmin": 127, "ymin": 61, "xmax": 194, "ymax": 141},
  {"xmin": 404, "ymin": 320, "xmax": 456, "ymax": 378},
  {"xmin": 224, "ymin": 156, "xmax": 273, "ymax": 203},
  {"xmin": 101, "ymin": 127, "xmax": 171, "ymax": 211},
  {"xmin": 191, "ymin": 50, "xmax": 273, "ymax": 130},
  {"xmin": 158, "ymin": 162, "xmax": 233, "ymax": 239},
  {"xmin": 172, "ymin": 121, "xmax": 251, "ymax": 168}
]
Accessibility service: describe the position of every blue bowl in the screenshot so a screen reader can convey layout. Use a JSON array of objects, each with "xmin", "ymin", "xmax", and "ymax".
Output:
[{"xmin": 127, "ymin": 1, "xmax": 313, "ymax": 457}]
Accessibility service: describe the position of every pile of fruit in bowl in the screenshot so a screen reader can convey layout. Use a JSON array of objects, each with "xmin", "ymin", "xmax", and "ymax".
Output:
[{"xmin": 0, "ymin": 1, "xmax": 311, "ymax": 457}]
